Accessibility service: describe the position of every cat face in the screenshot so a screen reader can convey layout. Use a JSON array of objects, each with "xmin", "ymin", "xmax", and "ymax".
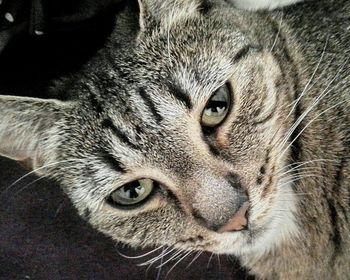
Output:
[{"xmin": 0, "ymin": 0, "xmax": 299, "ymax": 256}]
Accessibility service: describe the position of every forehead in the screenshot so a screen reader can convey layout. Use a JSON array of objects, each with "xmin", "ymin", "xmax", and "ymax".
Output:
[
  {"xmin": 108, "ymin": 17, "xmax": 254, "ymax": 108},
  {"xmin": 135, "ymin": 17, "xmax": 249, "ymax": 72}
]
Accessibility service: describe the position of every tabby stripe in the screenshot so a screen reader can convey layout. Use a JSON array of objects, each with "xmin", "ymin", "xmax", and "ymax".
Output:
[
  {"xmin": 233, "ymin": 45, "xmax": 262, "ymax": 64},
  {"xmin": 102, "ymin": 119, "xmax": 138, "ymax": 149},
  {"xmin": 198, "ymin": 0, "xmax": 213, "ymax": 14},
  {"xmin": 82, "ymin": 208, "xmax": 91, "ymax": 221},
  {"xmin": 167, "ymin": 81, "xmax": 193, "ymax": 109},
  {"xmin": 335, "ymin": 157, "xmax": 349, "ymax": 224},
  {"xmin": 89, "ymin": 92, "xmax": 103, "ymax": 114},
  {"xmin": 254, "ymin": 94, "xmax": 279, "ymax": 125},
  {"xmin": 327, "ymin": 198, "xmax": 342, "ymax": 252},
  {"xmin": 139, "ymin": 88, "xmax": 163, "ymax": 122},
  {"xmin": 101, "ymin": 152, "xmax": 126, "ymax": 173}
]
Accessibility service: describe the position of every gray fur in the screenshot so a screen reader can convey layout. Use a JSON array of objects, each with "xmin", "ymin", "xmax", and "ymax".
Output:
[{"xmin": 0, "ymin": 0, "xmax": 349, "ymax": 278}]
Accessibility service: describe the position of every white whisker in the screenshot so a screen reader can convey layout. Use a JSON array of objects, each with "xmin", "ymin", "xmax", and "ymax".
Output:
[
  {"xmin": 1, "ymin": 159, "xmax": 83, "ymax": 196},
  {"xmin": 186, "ymin": 250, "xmax": 203, "ymax": 269},
  {"xmin": 165, "ymin": 250, "xmax": 192, "ymax": 279},
  {"xmin": 117, "ymin": 245, "xmax": 163, "ymax": 260},
  {"xmin": 207, "ymin": 252, "xmax": 215, "ymax": 269},
  {"xmin": 269, "ymin": 12, "xmax": 283, "ymax": 52}
]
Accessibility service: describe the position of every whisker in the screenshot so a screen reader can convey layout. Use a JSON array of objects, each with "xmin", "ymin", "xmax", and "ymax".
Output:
[
  {"xmin": 268, "ymin": 37, "xmax": 330, "ymax": 149},
  {"xmin": 156, "ymin": 247, "xmax": 166, "ymax": 280},
  {"xmin": 1, "ymin": 159, "xmax": 83, "ymax": 197},
  {"xmin": 156, "ymin": 249, "xmax": 185, "ymax": 269},
  {"xmin": 277, "ymin": 166, "xmax": 322, "ymax": 177},
  {"xmin": 286, "ymin": 35, "xmax": 329, "ymax": 116},
  {"xmin": 276, "ymin": 159, "xmax": 335, "ymax": 173},
  {"xmin": 278, "ymin": 171, "xmax": 320, "ymax": 180},
  {"xmin": 186, "ymin": 250, "xmax": 203, "ymax": 269},
  {"xmin": 278, "ymin": 175, "xmax": 318, "ymax": 187},
  {"xmin": 269, "ymin": 12, "xmax": 283, "ymax": 52},
  {"xmin": 165, "ymin": 250, "xmax": 192, "ymax": 280},
  {"xmin": 216, "ymin": 254, "xmax": 221, "ymax": 270},
  {"xmin": 12, "ymin": 176, "xmax": 47, "ymax": 197},
  {"xmin": 277, "ymin": 57, "xmax": 348, "ymax": 155},
  {"xmin": 138, "ymin": 247, "xmax": 177, "ymax": 267},
  {"xmin": 278, "ymin": 99, "xmax": 346, "ymax": 161},
  {"xmin": 207, "ymin": 252, "xmax": 215, "ymax": 269},
  {"xmin": 117, "ymin": 245, "xmax": 163, "ymax": 260}
]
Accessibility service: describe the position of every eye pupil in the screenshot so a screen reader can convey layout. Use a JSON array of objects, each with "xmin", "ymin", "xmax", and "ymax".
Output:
[
  {"xmin": 122, "ymin": 185, "xmax": 141, "ymax": 199},
  {"xmin": 205, "ymin": 101, "xmax": 227, "ymax": 114}
]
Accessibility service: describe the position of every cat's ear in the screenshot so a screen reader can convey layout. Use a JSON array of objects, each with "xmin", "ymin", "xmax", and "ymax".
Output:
[
  {"xmin": 138, "ymin": 0, "xmax": 201, "ymax": 30},
  {"xmin": 0, "ymin": 95, "xmax": 72, "ymax": 173}
]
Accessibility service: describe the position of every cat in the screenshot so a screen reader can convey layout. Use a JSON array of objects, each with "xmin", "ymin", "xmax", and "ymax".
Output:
[{"xmin": 0, "ymin": 0, "xmax": 349, "ymax": 279}]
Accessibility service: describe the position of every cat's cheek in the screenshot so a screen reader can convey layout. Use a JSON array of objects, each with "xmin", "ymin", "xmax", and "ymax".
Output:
[{"xmin": 215, "ymin": 126, "xmax": 230, "ymax": 149}]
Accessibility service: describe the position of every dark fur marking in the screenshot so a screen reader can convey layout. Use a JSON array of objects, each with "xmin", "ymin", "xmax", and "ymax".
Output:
[
  {"xmin": 192, "ymin": 208, "xmax": 211, "ymax": 229},
  {"xmin": 198, "ymin": 0, "xmax": 213, "ymax": 14},
  {"xmin": 89, "ymin": 92, "xmax": 103, "ymax": 114},
  {"xmin": 327, "ymin": 199, "xmax": 342, "ymax": 253},
  {"xmin": 208, "ymin": 142, "xmax": 221, "ymax": 156},
  {"xmin": 167, "ymin": 81, "xmax": 193, "ymax": 109},
  {"xmin": 262, "ymin": 166, "xmax": 275, "ymax": 198},
  {"xmin": 233, "ymin": 45, "xmax": 262, "ymax": 64},
  {"xmin": 334, "ymin": 157, "xmax": 349, "ymax": 224},
  {"xmin": 83, "ymin": 208, "xmax": 91, "ymax": 221},
  {"xmin": 254, "ymin": 108, "xmax": 276, "ymax": 125},
  {"xmin": 102, "ymin": 119, "xmax": 138, "ymax": 149},
  {"xmin": 139, "ymin": 87, "xmax": 163, "ymax": 122},
  {"xmin": 335, "ymin": 157, "xmax": 346, "ymax": 187},
  {"xmin": 100, "ymin": 151, "xmax": 126, "ymax": 173},
  {"xmin": 227, "ymin": 173, "xmax": 243, "ymax": 190},
  {"xmin": 257, "ymin": 176, "xmax": 263, "ymax": 185}
]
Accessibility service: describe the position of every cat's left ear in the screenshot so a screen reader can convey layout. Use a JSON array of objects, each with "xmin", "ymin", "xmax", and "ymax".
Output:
[
  {"xmin": 137, "ymin": 0, "xmax": 201, "ymax": 30},
  {"xmin": 0, "ymin": 95, "xmax": 72, "ymax": 173}
]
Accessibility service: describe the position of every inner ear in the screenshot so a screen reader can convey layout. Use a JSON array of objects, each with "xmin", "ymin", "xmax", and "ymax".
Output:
[{"xmin": 0, "ymin": 95, "xmax": 73, "ymax": 173}]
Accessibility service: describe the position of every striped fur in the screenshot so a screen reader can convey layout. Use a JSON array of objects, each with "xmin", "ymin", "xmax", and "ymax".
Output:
[{"xmin": 0, "ymin": 0, "xmax": 349, "ymax": 279}]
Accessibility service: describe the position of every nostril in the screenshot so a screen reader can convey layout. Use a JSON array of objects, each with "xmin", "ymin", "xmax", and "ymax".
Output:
[{"xmin": 217, "ymin": 201, "xmax": 250, "ymax": 233}]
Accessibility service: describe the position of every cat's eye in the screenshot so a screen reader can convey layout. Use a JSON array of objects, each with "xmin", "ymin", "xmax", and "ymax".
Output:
[
  {"xmin": 109, "ymin": 179, "xmax": 155, "ymax": 206},
  {"xmin": 201, "ymin": 83, "xmax": 231, "ymax": 127}
]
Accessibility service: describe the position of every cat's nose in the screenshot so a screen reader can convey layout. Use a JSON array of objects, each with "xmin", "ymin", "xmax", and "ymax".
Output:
[
  {"xmin": 191, "ymin": 173, "xmax": 249, "ymax": 233},
  {"xmin": 217, "ymin": 201, "xmax": 250, "ymax": 233}
]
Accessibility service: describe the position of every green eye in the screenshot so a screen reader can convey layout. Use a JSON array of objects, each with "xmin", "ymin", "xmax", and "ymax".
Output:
[
  {"xmin": 201, "ymin": 83, "xmax": 231, "ymax": 127},
  {"xmin": 109, "ymin": 179, "xmax": 154, "ymax": 206}
]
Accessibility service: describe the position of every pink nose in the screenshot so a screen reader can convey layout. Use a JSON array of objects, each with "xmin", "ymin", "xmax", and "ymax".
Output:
[{"xmin": 217, "ymin": 202, "xmax": 250, "ymax": 233}]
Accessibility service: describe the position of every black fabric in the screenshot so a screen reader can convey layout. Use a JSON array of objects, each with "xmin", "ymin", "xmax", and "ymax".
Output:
[
  {"xmin": 0, "ymin": 0, "xmax": 124, "ymax": 34},
  {"xmin": 0, "ymin": 0, "xmax": 125, "ymax": 53}
]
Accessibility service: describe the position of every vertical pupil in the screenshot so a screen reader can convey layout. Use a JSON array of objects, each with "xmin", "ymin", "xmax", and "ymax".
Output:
[
  {"xmin": 123, "ymin": 185, "xmax": 141, "ymax": 199},
  {"xmin": 207, "ymin": 101, "xmax": 226, "ymax": 113}
]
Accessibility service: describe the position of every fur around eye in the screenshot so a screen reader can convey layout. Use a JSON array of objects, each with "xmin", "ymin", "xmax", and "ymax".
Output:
[{"xmin": 201, "ymin": 83, "xmax": 231, "ymax": 127}]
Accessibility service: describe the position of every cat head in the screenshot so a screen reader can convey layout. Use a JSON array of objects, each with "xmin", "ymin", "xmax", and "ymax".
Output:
[{"xmin": 0, "ymin": 0, "xmax": 299, "ymax": 256}]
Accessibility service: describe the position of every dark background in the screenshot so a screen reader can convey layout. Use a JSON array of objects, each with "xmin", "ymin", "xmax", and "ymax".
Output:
[{"xmin": 0, "ymin": 3, "xmax": 253, "ymax": 279}]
